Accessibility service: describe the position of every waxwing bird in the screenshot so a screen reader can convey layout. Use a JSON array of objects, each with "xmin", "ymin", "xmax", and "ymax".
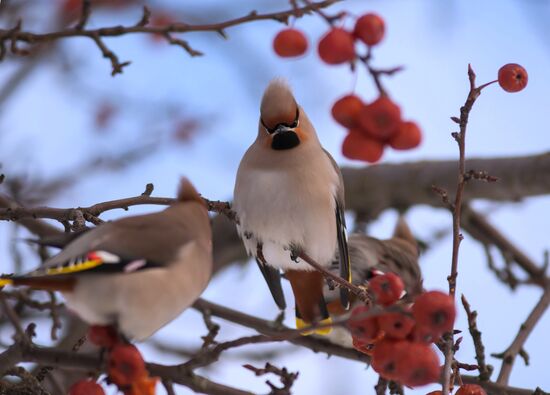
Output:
[
  {"xmin": 0, "ymin": 179, "xmax": 213, "ymax": 341},
  {"xmin": 233, "ymin": 79, "xmax": 350, "ymax": 334},
  {"xmin": 323, "ymin": 217, "xmax": 422, "ymax": 347}
]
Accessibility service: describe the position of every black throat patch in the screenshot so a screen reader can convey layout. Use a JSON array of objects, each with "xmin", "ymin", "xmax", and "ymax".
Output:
[{"xmin": 271, "ymin": 131, "xmax": 300, "ymax": 150}]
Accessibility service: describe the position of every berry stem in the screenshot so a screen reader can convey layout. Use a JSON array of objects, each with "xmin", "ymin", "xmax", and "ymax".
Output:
[{"xmin": 476, "ymin": 79, "xmax": 498, "ymax": 91}]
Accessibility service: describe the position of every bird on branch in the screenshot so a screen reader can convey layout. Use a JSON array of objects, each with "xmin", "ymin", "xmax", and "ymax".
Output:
[
  {"xmin": 233, "ymin": 79, "xmax": 351, "ymax": 335},
  {"xmin": 323, "ymin": 216, "xmax": 422, "ymax": 347},
  {"xmin": 0, "ymin": 178, "xmax": 213, "ymax": 341}
]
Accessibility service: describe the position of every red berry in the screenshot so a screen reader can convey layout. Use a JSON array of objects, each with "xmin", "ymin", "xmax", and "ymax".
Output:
[
  {"xmin": 88, "ymin": 325, "xmax": 119, "ymax": 348},
  {"xmin": 358, "ymin": 97, "xmax": 402, "ymax": 140},
  {"xmin": 332, "ymin": 94, "xmax": 364, "ymax": 128},
  {"xmin": 69, "ymin": 380, "xmax": 105, "ymax": 395},
  {"xmin": 273, "ymin": 28, "xmax": 308, "ymax": 57},
  {"xmin": 352, "ymin": 336, "xmax": 376, "ymax": 355},
  {"xmin": 371, "ymin": 339, "xmax": 408, "ymax": 381},
  {"xmin": 396, "ymin": 343, "xmax": 441, "ymax": 387},
  {"xmin": 342, "ymin": 130, "xmax": 384, "ymax": 163},
  {"xmin": 378, "ymin": 311, "xmax": 415, "ymax": 339},
  {"xmin": 426, "ymin": 392, "xmax": 443, "ymax": 395},
  {"xmin": 389, "ymin": 121, "xmax": 422, "ymax": 150},
  {"xmin": 318, "ymin": 28, "xmax": 355, "ymax": 65},
  {"xmin": 354, "ymin": 13, "xmax": 385, "ymax": 46},
  {"xmin": 108, "ymin": 344, "xmax": 147, "ymax": 387},
  {"xmin": 456, "ymin": 384, "xmax": 487, "ymax": 395},
  {"xmin": 412, "ymin": 291, "xmax": 456, "ymax": 338},
  {"xmin": 347, "ymin": 305, "xmax": 381, "ymax": 342},
  {"xmin": 369, "ymin": 272, "xmax": 404, "ymax": 306},
  {"xmin": 498, "ymin": 63, "xmax": 528, "ymax": 93},
  {"xmin": 411, "ymin": 324, "xmax": 438, "ymax": 344}
]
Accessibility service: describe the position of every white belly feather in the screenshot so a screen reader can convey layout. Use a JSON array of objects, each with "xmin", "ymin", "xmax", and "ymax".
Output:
[{"xmin": 234, "ymin": 157, "xmax": 339, "ymax": 271}]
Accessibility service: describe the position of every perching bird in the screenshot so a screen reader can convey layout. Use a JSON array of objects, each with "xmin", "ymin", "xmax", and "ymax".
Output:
[
  {"xmin": 233, "ymin": 79, "xmax": 350, "ymax": 334},
  {"xmin": 323, "ymin": 216, "xmax": 422, "ymax": 347},
  {"xmin": 0, "ymin": 179, "xmax": 212, "ymax": 341}
]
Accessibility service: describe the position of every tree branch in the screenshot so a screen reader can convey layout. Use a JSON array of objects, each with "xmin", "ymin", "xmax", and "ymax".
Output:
[
  {"xmin": 462, "ymin": 206, "xmax": 549, "ymax": 287},
  {"xmin": 442, "ymin": 64, "xmax": 484, "ymax": 395},
  {"xmin": 461, "ymin": 294, "xmax": 492, "ymax": 381},
  {"xmin": 0, "ymin": 297, "xmax": 543, "ymax": 395},
  {"xmin": 494, "ymin": 286, "xmax": 550, "ymax": 385},
  {"xmin": 192, "ymin": 298, "xmax": 370, "ymax": 363},
  {"xmin": 342, "ymin": 151, "xmax": 550, "ymax": 219},
  {"xmin": 0, "ymin": 1, "xmax": 340, "ymax": 74}
]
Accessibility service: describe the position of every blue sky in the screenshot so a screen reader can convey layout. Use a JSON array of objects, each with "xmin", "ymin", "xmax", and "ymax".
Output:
[{"xmin": 0, "ymin": 0, "xmax": 549, "ymax": 394}]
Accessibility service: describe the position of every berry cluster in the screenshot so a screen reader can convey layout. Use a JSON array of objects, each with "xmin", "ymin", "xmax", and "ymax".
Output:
[
  {"xmin": 69, "ymin": 326, "xmax": 157, "ymax": 395},
  {"xmin": 272, "ymin": 13, "xmax": 422, "ymax": 163},
  {"xmin": 273, "ymin": 13, "xmax": 384, "ymax": 62},
  {"xmin": 317, "ymin": 13, "xmax": 385, "ymax": 64},
  {"xmin": 335, "ymin": 95, "xmax": 422, "ymax": 163},
  {"xmin": 347, "ymin": 273, "xmax": 456, "ymax": 388}
]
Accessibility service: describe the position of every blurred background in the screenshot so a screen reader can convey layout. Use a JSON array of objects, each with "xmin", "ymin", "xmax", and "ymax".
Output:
[{"xmin": 0, "ymin": 0, "xmax": 549, "ymax": 394}]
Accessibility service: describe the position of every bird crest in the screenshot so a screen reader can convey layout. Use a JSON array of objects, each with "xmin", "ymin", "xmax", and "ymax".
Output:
[{"xmin": 176, "ymin": 177, "xmax": 204, "ymax": 206}]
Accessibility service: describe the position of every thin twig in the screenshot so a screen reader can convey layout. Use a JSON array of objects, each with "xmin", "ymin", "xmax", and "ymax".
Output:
[
  {"xmin": 298, "ymin": 251, "xmax": 369, "ymax": 303},
  {"xmin": 243, "ymin": 362, "xmax": 298, "ymax": 395},
  {"xmin": 494, "ymin": 286, "xmax": 550, "ymax": 385},
  {"xmin": 0, "ymin": 190, "xmax": 236, "ymax": 224},
  {"xmin": 461, "ymin": 294, "xmax": 492, "ymax": 381},
  {"xmin": 0, "ymin": 1, "xmax": 339, "ymax": 74},
  {"xmin": 442, "ymin": 64, "xmax": 484, "ymax": 395},
  {"xmin": 0, "ymin": 293, "xmax": 29, "ymax": 344}
]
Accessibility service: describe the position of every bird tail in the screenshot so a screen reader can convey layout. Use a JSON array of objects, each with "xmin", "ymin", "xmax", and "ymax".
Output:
[
  {"xmin": 0, "ymin": 275, "xmax": 74, "ymax": 291},
  {"xmin": 0, "ymin": 277, "xmax": 13, "ymax": 287},
  {"xmin": 295, "ymin": 303, "xmax": 332, "ymax": 336},
  {"xmin": 286, "ymin": 270, "xmax": 332, "ymax": 336}
]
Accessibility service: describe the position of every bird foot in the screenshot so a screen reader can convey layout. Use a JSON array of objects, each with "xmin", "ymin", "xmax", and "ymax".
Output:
[{"xmin": 289, "ymin": 246, "xmax": 302, "ymax": 262}]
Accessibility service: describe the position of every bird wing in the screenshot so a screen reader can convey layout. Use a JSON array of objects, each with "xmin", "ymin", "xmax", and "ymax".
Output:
[
  {"xmin": 323, "ymin": 150, "xmax": 351, "ymax": 309},
  {"xmin": 344, "ymin": 234, "xmax": 422, "ymax": 297},
  {"xmin": 256, "ymin": 258, "xmax": 286, "ymax": 310},
  {"xmin": 8, "ymin": 210, "xmax": 192, "ymax": 282}
]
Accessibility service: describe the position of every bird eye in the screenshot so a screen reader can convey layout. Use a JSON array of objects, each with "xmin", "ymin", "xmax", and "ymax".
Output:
[{"xmin": 290, "ymin": 108, "xmax": 300, "ymax": 128}]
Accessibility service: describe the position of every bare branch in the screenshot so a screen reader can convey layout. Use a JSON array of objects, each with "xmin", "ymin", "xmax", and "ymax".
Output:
[
  {"xmin": 0, "ymin": 1, "xmax": 340, "ymax": 74},
  {"xmin": 463, "ymin": 206, "xmax": 549, "ymax": 287},
  {"xmin": 461, "ymin": 295, "xmax": 492, "ymax": 381},
  {"xmin": 243, "ymin": 362, "xmax": 298, "ymax": 395},
  {"xmin": 494, "ymin": 286, "xmax": 550, "ymax": 385},
  {"xmin": 192, "ymin": 298, "xmax": 370, "ymax": 363},
  {"xmin": 442, "ymin": 64, "xmax": 484, "ymax": 395}
]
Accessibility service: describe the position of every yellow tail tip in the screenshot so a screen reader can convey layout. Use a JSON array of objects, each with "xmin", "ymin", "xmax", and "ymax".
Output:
[
  {"xmin": 296, "ymin": 317, "xmax": 333, "ymax": 336},
  {"xmin": 0, "ymin": 278, "xmax": 14, "ymax": 287}
]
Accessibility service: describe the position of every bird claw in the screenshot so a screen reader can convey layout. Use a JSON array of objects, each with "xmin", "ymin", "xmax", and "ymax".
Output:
[
  {"xmin": 290, "ymin": 247, "xmax": 302, "ymax": 262},
  {"xmin": 274, "ymin": 310, "xmax": 286, "ymax": 328}
]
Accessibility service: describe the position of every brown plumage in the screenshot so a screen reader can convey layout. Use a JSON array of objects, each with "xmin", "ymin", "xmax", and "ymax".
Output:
[
  {"xmin": 1, "ymin": 178, "xmax": 213, "ymax": 341},
  {"xmin": 323, "ymin": 216, "xmax": 422, "ymax": 346}
]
